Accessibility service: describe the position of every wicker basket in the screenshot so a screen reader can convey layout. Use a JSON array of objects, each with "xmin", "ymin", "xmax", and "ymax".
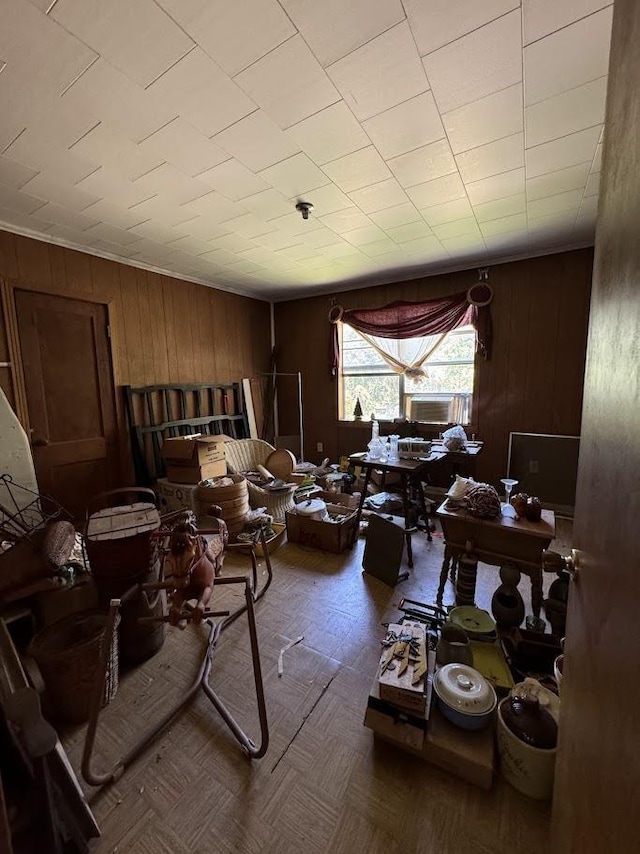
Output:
[{"xmin": 30, "ymin": 610, "xmax": 119, "ymax": 724}]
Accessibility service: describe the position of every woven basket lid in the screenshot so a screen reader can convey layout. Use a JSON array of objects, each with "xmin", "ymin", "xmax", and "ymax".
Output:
[{"xmin": 265, "ymin": 448, "xmax": 296, "ymax": 480}]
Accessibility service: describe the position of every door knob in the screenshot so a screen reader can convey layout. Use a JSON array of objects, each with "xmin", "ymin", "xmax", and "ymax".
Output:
[
  {"xmin": 542, "ymin": 548, "xmax": 580, "ymax": 580},
  {"xmin": 29, "ymin": 428, "xmax": 49, "ymax": 447}
]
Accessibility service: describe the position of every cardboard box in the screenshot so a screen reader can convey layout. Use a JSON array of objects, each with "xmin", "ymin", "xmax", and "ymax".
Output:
[
  {"xmin": 312, "ymin": 490, "xmax": 359, "ymax": 510},
  {"xmin": 364, "ymin": 680, "xmax": 495, "ymax": 790},
  {"xmin": 156, "ymin": 478, "xmax": 200, "ymax": 514},
  {"xmin": 166, "ymin": 459, "xmax": 227, "ymax": 484},
  {"xmin": 161, "ymin": 435, "xmax": 227, "ymax": 466},
  {"xmin": 378, "ymin": 622, "xmax": 427, "ymax": 716},
  {"xmin": 285, "ymin": 503, "xmax": 358, "ymax": 553}
]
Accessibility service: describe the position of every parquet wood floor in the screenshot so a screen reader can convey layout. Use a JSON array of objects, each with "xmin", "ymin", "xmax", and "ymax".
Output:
[{"xmin": 64, "ymin": 519, "xmax": 570, "ymax": 853}]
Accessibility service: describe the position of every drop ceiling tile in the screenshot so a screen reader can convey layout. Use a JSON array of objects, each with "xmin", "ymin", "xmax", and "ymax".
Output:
[
  {"xmin": 440, "ymin": 234, "xmax": 487, "ymax": 257},
  {"xmin": 169, "ymin": 216, "xmax": 232, "ymax": 241},
  {"xmin": 525, "ymin": 125, "xmax": 602, "ymax": 177},
  {"xmin": 348, "ymin": 178, "xmax": 408, "ymax": 214},
  {"xmin": 0, "ymin": 206, "xmax": 53, "ymax": 234},
  {"xmin": 369, "ymin": 203, "xmax": 423, "ymax": 230},
  {"xmin": 260, "ymin": 153, "xmax": 331, "ymax": 197},
  {"xmin": 207, "ymin": 232, "xmax": 257, "ymax": 252},
  {"xmin": 404, "ymin": 0, "xmax": 519, "ymax": 56},
  {"xmin": 33, "ymin": 202, "xmax": 99, "ymax": 233},
  {"xmin": 423, "ymin": 11, "xmax": 522, "ymax": 114},
  {"xmin": 68, "ymin": 122, "xmax": 165, "ymax": 181},
  {"xmin": 235, "ymin": 36, "xmax": 340, "ymax": 130},
  {"xmin": 241, "ymin": 188, "xmax": 292, "ymax": 220},
  {"xmin": 172, "ymin": 191, "xmax": 245, "ymax": 224},
  {"xmin": 82, "ymin": 222, "xmax": 140, "ymax": 246},
  {"xmin": 456, "ymin": 133, "xmax": 524, "ymax": 183},
  {"xmin": 431, "ymin": 218, "xmax": 481, "ymax": 240},
  {"xmin": 139, "ymin": 119, "xmax": 229, "ymax": 178},
  {"xmin": 254, "ymin": 230, "xmax": 304, "ymax": 251},
  {"xmin": 61, "ymin": 58, "xmax": 176, "ymax": 143},
  {"xmin": 285, "ymin": 102, "xmax": 369, "ymax": 166},
  {"xmin": 386, "ymin": 220, "xmax": 434, "ymax": 244},
  {"xmin": 420, "ymin": 197, "xmax": 474, "ymax": 226},
  {"xmin": 320, "ymin": 207, "xmax": 373, "ymax": 233},
  {"xmin": 213, "ymin": 111, "xmax": 300, "ymax": 172},
  {"xmin": 466, "ymin": 167, "xmax": 525, "ymax": 205},
  {"xmin": 342, "ymin": 224, "xmax": 387, "ymax": 247},
  {"xmin": 301, "ymin": 226, "xmax": 346, "ymax": 249},
  {"xmin": 327, "ymin": 23, "xmax": 429, "ymax": 122},
  {"xmin": 298, "ymin": 183, "xmax": 352, "ymax": 216},
  {"xmin": 217, "ymin": 213, "xmax": 274, "ymax": 239},
  {"xmin": 525, "ymin": 77, "xmax": 608, "ymax": 147},
  {"xmin": 265, "ymin": 212, "xmax": 323, "ymax": 237},
  {"xmin": 0, "ymin": 156, "xmax": 39, "ymax": 189},
  {"xmin": 406, "ymin": 172, "xmax": 466, "ymax": 209},
  {"xmin": 363, "ymin": 92, "xmax": 445, "ymax": 160},
  {"xmin": 479, "ymin": 212, "xmax": 528, "ymax": 236},
  {"xmin": 0, "ymin": 1, "xmax": 97, "ymax": 145},
  {"xmin": 321, "ymin": 147, "xmax": 392, "ymax": 193},
  {"xmin": 281, "ymin": 0, "xmax": 405, "ymax": 66},
  {"xmin": 131, "ymin": 163, "xmax": 211, "ymax": 206},
  {"xmin": 81, "ymin": 200, "xmax": 149, "ymax": 231},
  {"xmin": 73, "ymin": 167, "xmax": 151, "ymax": 208},
  {"xmin": 127, "ymin": 220, "xmax": 186, "ymax": 244},
  {"xmin": 52, "ymin": 0, "xmax": 194, "ymax": 88},
  {"xmin": 526, "ymin": 162, "xmax": 590, "ymax": 200},
  {"xmin": 527, "ymin": 189, "xmax": 584, "ymax": 218},
  {"xmin": 473, "ymin": 193, "xmax": 526, "ymax": 222},
  {"xmin": 196, "ymin": 159, "xmax": 269, "ymax": 200},
  {"xmin": 156, "ymin": 0, "xmax": 294, "ymax": 77},
  {"xmin": 443, "ymin": 84, "xmax": 524, "ymax": 154},
  {"xmin": 388, "ymin": 139, "xmax": 457, "ymax": 189},
  {"xmin": 18, "ymin": 172, "xmax": 99, "ymax": 212},
  {"xmin": 524, "ymin": 7, "xmax": 613, "ymax": 106},
  {"xmin": 483, "ymin": 229, "xmax": 529, "ymax": 251},
  {"xmin": 3, "ymin": 140, "xmax": 97, "ymax": 186},
  {"xmin": 523, "ymin": 0, "xmax": 611, "ymax": 46},
  {"xmin": 397, "ymin": 235, "xmax": 445, "ymax": 256},
  {"xmin": 280, "ymin": 243, "xmax": 322, "ymax": 261},
  {"xmin": 584, "ymin": 171, "xmax": 601, "ymax": 196},
  {"xmin": 0, "ymin": 182, "xmax": 47, "ymax": 216},
  {"xmin": 197, "ymin": 247, "xmax": 242, "ymax": 266},
  {"xmin": 147, "ymin": 48, "xmax": 255, "ymax": 137},
  {"xmin": 361, "ymin": 239, "xmax": 400, "ymax": 257}
]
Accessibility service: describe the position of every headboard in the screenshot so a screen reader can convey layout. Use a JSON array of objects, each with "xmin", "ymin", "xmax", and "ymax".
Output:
[{"xmin": 124, "ymin": 382, "xmax": 250, "ymax": 485}]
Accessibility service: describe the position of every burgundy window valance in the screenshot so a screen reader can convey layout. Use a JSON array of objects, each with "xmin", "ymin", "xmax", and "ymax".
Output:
[{"xmin": 329, "ymin": 285, "xmax": 493, "ymax": 375}]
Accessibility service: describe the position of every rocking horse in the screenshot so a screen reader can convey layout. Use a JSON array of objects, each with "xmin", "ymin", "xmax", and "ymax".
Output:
[{"xmin": 164, "ymin": 511, "xmax": 227, "ymax": 626}]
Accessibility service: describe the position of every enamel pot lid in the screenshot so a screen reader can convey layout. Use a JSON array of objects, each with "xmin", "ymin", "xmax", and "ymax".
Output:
[
  {"xmin": 296, "ymin": 499, "xmax": 327, "ymax": 516},
  {"xmin": 434, "ymin": 663, "xmax": 497, "ymax": 715}
]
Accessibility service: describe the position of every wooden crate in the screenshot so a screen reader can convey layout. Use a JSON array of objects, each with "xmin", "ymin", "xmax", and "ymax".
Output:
[{"xmin": 285, "ymin": 504, "xmax": 357, "ymax": 553}]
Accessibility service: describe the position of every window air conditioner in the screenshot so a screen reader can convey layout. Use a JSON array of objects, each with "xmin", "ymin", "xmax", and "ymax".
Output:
[{"xmin": 409, "ymin": 398, "xmax": 451, "ymax": 423}]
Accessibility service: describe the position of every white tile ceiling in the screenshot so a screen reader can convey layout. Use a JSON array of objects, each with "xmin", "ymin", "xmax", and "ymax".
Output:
[{"xmin": 0, "ymin": 0, "xmax": 613, "ymax": 299}]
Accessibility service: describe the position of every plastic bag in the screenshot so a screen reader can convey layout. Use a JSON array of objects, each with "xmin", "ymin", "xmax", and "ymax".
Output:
[{"xmin": 442, "ymin": 424, "xmax": 468, "ymax": 451}]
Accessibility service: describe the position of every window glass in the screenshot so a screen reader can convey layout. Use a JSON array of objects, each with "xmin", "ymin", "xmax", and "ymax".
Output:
[{"xmin": 340, "ymin": 325, "xmax": 476, "ymax": 423}]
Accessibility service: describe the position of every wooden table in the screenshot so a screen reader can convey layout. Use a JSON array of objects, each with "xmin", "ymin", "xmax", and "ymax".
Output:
[
  {"xmin": 436, "ymin": 500, "xmax": 555, "ymax": 617},
  {"xmin": 349, "ymin": 453, "xmax": 439, "ymax": 567}
]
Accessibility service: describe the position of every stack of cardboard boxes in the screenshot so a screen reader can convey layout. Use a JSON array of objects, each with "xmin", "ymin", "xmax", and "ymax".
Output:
[{"xmin": 156, "ymin": 435, "xmax": 228, "ymax": 514}]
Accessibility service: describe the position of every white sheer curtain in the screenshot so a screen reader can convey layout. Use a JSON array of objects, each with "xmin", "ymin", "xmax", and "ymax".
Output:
[{"xmin": 352, "ymin": 328, "xmax": 447, "ymax": 379}]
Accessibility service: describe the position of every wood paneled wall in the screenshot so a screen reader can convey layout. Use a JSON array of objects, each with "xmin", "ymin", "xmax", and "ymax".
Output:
[
  {"xmin": 0, "ymin": 229, "xmax": 272, "ymax": 481},
  {"xmin": 274, "ymin": 248, "xmax": 593, "ymax": 489}
]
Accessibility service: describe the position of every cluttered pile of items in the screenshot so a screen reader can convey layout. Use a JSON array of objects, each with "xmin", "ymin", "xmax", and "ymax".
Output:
[{"xmin": 364, "ymin": 595, "xmax": 563, "ymax": 798}]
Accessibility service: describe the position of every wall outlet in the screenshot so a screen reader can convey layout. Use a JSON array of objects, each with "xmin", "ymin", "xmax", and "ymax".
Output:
[
  {"xmin": 529, "ymin": 460, "xmax": 539, "ymax": 474},
  {"xmin": 316, "ymin": 442, "xmax": 323, "ymax": 452}
]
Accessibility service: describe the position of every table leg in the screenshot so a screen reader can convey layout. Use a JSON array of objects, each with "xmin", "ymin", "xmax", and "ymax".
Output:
[
  {"xmin": 352, "ymin": 467, "xmax": 372, "ymax": 547},
  {"xmin": 531, "ymin": 569, "xmax": 543, "ymax": 619},
  {"xmin": 437, "ymin": 546, "xmax": 451, "ymax": 605},
  {"xmin": 415, "ymin": 479, "xmax": 432, "ymax": 542},
  {"xmin": 400, "ymin": 474, "xmax": 414, "ymax": 568}
]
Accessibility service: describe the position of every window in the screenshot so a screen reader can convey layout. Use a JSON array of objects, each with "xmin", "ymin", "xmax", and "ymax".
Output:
[{"xmin": 340, "ymin": 324, "xmax": 476, "ymax": 423}]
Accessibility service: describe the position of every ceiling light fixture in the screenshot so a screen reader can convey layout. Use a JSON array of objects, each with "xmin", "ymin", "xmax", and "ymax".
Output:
[{"xmin": 295, "ymin": 201, "xmax": 314, "ymax": 220}]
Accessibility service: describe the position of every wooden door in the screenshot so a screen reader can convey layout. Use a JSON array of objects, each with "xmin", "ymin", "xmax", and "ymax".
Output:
[
  {"xmin": 551, "ymin": 0, "xmax": 639, "ymax": 849},
  {"xmin": 15, "ymin": 291, "xmax": 118, "ymax": 520}
]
